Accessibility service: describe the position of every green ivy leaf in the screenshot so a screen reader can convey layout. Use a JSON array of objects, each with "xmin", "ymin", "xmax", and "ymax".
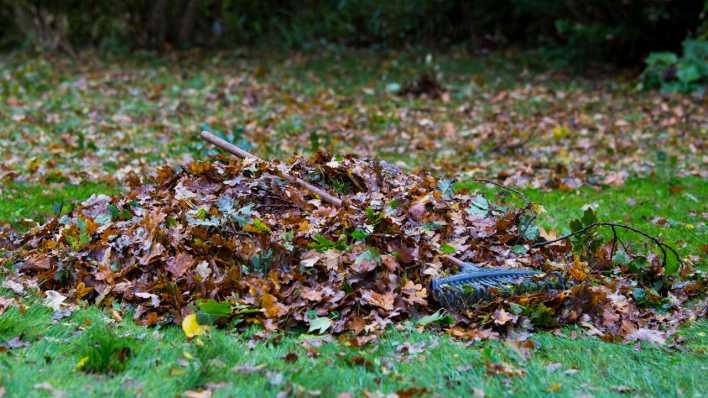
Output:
[
  {"xmin": 365, "ymin": 207, "xmax": 384, "ymax": 225},
  {"xmin": 569, "ymin": 218, "xmax": 584, "ymax": 232},
  {"xmin": 511, "ymin": 245, "xmax": 528, "ymax": 254},
  {"xmin": 508, "ymin": 303, "xmax": 524, "ymax": 315},
  {"xmin": 310, "ymin": 234, "xmax": 349, "ymax": 252},
  {"xmin": 437, "ymin": 179, "xmax": 454, "ymax": 199},
  {"xmin": 247, "ymin": 217, "xmax": 272, "ymax": 234},
  {"xmin": 518, "ymin": 213, "xmax": 539, "ymax": 241},
  {"xmin": 198, "ymin": 299, "xmax": 232, "ymax": 316},
  {"xmin": 355, "ymin": 248, "xmax": 381, "ymax": 265},
  {"xmin": 677, "ymin": 62, "xmax": 700, "ymax": 83},
  {"xmin": 351, "ymin": 229, "xmax": 369, "ymax": 241},
  {"xmin": 196, "ymin": 299, "xmax": 232, "ymax": 325},
  {"xmin": 645, "ymin": 52, "xmax": 677, "ymax": 65},
  {"xmin": 466, "ymin": 195, "xmax": 489, "ymax": 218},
  {"xmin": 628, "ymin": 256, "xmax": 648, "ymax": 272},
  {"xmin": 612, "ymin": 251, "xmax": 630, "ymax": 265},
  {"xmin": 581, "ymin": 208, "xmax": 597, "ymax": 226},
  {"xmin": 195, "ymin": 208, "xmax": 209, "ymax": 220},
  {"xmin": 439, "ymin": 243, "xmax": 456, "ymax": 255},
  {"xmin": 94, "ymin": 214, "xmax": 112, "ymax": 226}
]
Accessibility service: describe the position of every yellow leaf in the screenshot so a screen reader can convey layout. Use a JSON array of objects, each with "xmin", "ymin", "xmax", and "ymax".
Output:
[
  {"xmin": 552, "ymin": 126, "xmax": 569, "ymax": 139},
  {"xmin": 76, "ymin": 356, "xmax": 89, "ymax": 370},
  {"xmin": 170, "ymin": 367, "xmax": 186, "ymax": 376},
  {"xmin": 547, "ymin": 383, "xmax": 561, "ymax": 392},
  {"xmin": 531, "ymin": 203, "xmax": 546, "ymax": 214},
  {"xmin": 182, "ymin": 314, "xmax": 208, "ymax": 338},
  {"xmin": 261, "ymin": 294, "xmax": 287, "ymax": 318},
  {"xmin": 568, "ymin": 255, "xmax": 588, "ymax": 282},
  {"xmin": 244, "ymin": 217, "xmax": 271, "ymax": 234}
]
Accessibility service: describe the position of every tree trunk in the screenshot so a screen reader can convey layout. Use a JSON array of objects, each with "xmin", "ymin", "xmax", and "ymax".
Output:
[
  {"xmin": 148, "ymin": 0, "xmax": 169, "ymax": 48},
  {"xmin": 179, "ymin": 0, "xmax": 198, "ymax": 48}
]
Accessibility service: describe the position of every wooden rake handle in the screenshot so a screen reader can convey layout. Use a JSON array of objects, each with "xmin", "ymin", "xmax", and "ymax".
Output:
[{"xmin": 200, "ymin": 131, "xmax": 343, "ymax": 207}]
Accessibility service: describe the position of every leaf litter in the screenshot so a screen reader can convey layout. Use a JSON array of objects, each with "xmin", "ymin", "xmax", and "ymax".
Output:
[
  {"xmin": 1, "ymin": 54, "xmax": 705, "ymax": 190},
  {"xmin": 2, "ymin": 152, "xmax": 704, "ymax": 343}
]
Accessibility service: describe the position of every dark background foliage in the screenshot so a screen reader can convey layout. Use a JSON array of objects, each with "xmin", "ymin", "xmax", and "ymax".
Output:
[{"xmin": 0, "ymin": 0, "xmax": 706, "ymax": 65}]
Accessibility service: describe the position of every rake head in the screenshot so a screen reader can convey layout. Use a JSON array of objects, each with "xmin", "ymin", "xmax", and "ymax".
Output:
[{"xmin": 431, "ymin": 263, "xmax": 565, "ymax": 310}]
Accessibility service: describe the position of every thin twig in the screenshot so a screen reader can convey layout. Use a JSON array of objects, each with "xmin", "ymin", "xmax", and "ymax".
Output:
[
  {"xmin": 609, "ymin": 225, "xmax": 617, "ymax": 261},
  {"xmin": 531, "ymin": 222, "xmax": 681, "ymax": 267},
  {"xmin": 618, "ymin": 236, "xmax": 631, "ymax": 255}
]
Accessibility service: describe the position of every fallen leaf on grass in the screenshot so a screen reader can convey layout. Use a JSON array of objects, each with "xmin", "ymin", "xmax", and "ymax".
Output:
[
  {"xmin": 346, "ymin": 355, "xmax": 375, "ymax": 371},
  {"xmin": 34, "ymin": 383, "xmax": 66, "ymax": 398},
  {"xmin": 505, "ymin": 339, "xmax": 534, "ymax": 360},
  {"xmin": 231, "ymin": 364, "xmax": 266, "ymax": 374},
  {"xmin": 396, "ymin": 387, "xmax": 429, "ymax": 398},
  {"xmin": 76, "ymin": 356, "xmax": 89, "ymax": 370},
  {"xmin": 184, "ymin": 390, "xmax": 211, "ymax": 398},
  {"xmin": 610, "ymin": 385, "xmax": 636, "ymax": 393},
  {"xmin": 281, "ymin": 352, "xmax": 299, "ymax": 362},
  {"xmin": 44, "ymin": 290, "xmax": 66, "ymax": 311},
  {"xmin": 1, "ymin": 336, "xmax": 30, "ymax": 350},
  {"xmin": 52, "ymin": 308, "xmax": 74, "ymax": 321},
  {"xmin": 267, "ymin": 371, "xmax": 285, "ymax": 386},
  {"xmin": 362, "ymin": 390, "xmax": 398, "ymax": 398},
  {"xmin": 545, "ymin": 362, "xmax": 562, "ymax": 372},
  {"xmin": 485, "ymin": 361, "xmax": 525, "ymax": 378},
  {"xmin": 135, "ymin": 292, "xmax": 160, "ymax": 307},
  {"xmin": 417, "ymin": 309, "xmax": 452, "ymax": 327},
  {"xmin": 547, "ymin": 383, "xmax": 561, "ymax": 392},
  {"xmin": 626, "ymin": 328, "xmax": 667, "ymax": 346},
  {"xmin": 1, "ymin": 279, "xmax": 24, "ymax": 295},
  {"xmin": 182, "ymin": 314, "xmax": 208, "ymax": 338},
  {"xmin": 282, "ymin": 384, "xmax": 322, "ymax": 397},
  {"xmin": 493, "ymin": 308, "xmax": 515, "ymax": 325},
  {"xmin": 308, "ymin": 317, "xmax": 332, "ymax": 334},
  {"xmin": 0, "ymin": 297, "xmax": 15, "ymax": 315}
]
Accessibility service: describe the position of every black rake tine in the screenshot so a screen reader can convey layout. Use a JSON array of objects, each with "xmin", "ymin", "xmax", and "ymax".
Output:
[{"xmin": 431, "ymin": 266, "xmax": 566, "ymax": 309}]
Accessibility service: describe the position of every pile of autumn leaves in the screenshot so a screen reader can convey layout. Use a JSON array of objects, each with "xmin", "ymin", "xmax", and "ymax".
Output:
[{"xmin": 6, "ymin": 154, "xmax": 705, "ymax": 343}]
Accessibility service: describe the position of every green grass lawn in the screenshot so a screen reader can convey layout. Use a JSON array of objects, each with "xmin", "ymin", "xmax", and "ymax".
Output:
[
  {"xmin": 1, "ymin": 303, "xmax": 706, "ymax": 398},
  {"xmin": 0, "ymin": 182, "xmax": 117, "ymax": 231},
  {"xmin": 0, "ymin": 49, "xmax": 706, "ymax": 397}
]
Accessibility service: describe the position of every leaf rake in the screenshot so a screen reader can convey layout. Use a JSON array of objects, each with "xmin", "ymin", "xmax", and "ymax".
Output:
[
  {"xmin": 431, "ymin": 262, "xmax": 565, "ymax": 310},
  {"xmin": 201, "ymin": 131, "xmax": 565, "ymax": 309}
]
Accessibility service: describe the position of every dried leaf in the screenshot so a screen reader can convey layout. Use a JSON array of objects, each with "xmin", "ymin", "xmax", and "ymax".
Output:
[{"xmin": 182, "ymin": 314, "xmax": 209, "ymax": 338}]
